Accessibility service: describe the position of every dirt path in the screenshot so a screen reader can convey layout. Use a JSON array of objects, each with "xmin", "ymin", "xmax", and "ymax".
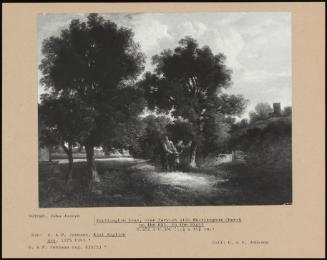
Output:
[
  {"xmin": 94, "ymin": 158, "xmax": 244, "ymax": 206},
  {"xmin": 129, "ymin": 160, "xmax": 229, "ymax": 195},
  {"xmin": 40, "ymin": 157, "xmax": 288, "ymax": 207}
]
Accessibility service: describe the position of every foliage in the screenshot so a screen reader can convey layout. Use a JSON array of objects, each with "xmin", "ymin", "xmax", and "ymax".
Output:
[
  {"xmin": 39, "ymin": 94, "xmax": 96, "ymax": 148},
  {"xmin": 140, "ymin": 36, "xmax": 247, "ymax": 163},
  {"xmin": 283, "ymin": 106, "xmax": 292, "ymax": 116},
  {"xmin": 201, "ymin": 112, "xmax": 231, "ymax": 155},
  {"xmin": 166, "ymin": 118, "xmax": 195, "ymax": 144},
  {"xmin": 230, "ymin": 118, "xmax": 249, "ymax": 133},
  {"xmin": 39, "ymin": 14, "xmax": 146, "ymax": 169},
  {"xmin": 131, "ymin": 115, "xmax": 171, "ymax": 159},
  {"xmin": 226, "ymin": 116, "xmax": 292, "ymax": 204},
  {"xmin": 249, "ymin": 102, "xmax": 273, "ymax": 123},
  {"xmin": 230, "ymin": 117, "xmax": 292, "ymax": 169}
]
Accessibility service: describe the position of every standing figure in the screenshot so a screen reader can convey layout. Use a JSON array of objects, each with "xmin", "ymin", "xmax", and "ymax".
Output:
[
  {"xmin": 172, "ymin": 140, "xmax": 185, "ymax": 171},
  {"xmin": 161, "ymin": 135, "xmax": 176, "ymax": 172},
  {"xmin": 169, "ymin": 143, "xmax": 179, "ymax": 172}
]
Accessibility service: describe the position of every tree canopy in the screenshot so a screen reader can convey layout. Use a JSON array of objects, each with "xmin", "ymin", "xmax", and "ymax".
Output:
[
  {"xmin": 140, "ymin": 37, "xmax": 248, "ymax": 165},
  {"xmin": 39, "ymin": 94, "xmax": 96, "ymax": 147},
  {"xmin": 39, "ymin": 14, "xmax": 146, "ymax": 184}
]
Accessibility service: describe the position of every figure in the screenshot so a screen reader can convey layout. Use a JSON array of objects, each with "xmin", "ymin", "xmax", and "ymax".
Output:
[
  {"xmin": 161, "ymin": 135, "xmax": 176, "ymax": 172},
  {"xmin": 171, "ymin": 140, "xmax": 188, "ymax": 171}
]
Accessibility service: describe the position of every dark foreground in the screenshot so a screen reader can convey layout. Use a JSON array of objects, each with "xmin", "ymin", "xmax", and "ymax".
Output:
[{"xmin": 39, "ymin": 158, "xmax": 292, "ymax": 207}]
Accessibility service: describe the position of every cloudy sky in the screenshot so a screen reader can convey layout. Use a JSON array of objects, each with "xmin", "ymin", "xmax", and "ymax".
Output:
[{"xmin": 38, "ymin": 12, "xmax": 291, "ymax": 118}]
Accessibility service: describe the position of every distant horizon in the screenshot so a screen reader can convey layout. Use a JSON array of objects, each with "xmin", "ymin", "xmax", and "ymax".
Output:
[{"xmin": 38, "ymin": 12, "xmax": 291, "ymax": 120}]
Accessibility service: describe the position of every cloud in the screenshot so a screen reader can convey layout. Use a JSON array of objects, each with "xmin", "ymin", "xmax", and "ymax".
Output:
[
  {"xmin": 176, "ymin": 21, "xmax": 208, "ymax": 39},
  {"xmin": 38, "ymin": 12, "xmax": 291, "ymax": 118},
  {"xmin": 210, "ymin": 28, "xmax": 244, "ymax": 69},
  {"xmin": 133, "ymin": 18, "xmax": 172, "ymax": 53}
]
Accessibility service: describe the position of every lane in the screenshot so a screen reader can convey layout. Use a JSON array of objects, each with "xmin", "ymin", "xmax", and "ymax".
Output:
[
  {"xmin": 126, "ymin": 160, "xmax": 230, "ymax": 198},
  {"xmin": 53, "ymin": 157, "xmax": 135, "ymax": 164},
  {"xmin": 40, "ymin": 157, "xmax": 237, "ymax": 206}
]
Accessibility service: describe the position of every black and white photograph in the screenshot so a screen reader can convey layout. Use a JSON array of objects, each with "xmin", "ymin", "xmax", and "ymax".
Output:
[{"xmin": 38, "ymin": 12, "xmax": 292, "ymax": 207}]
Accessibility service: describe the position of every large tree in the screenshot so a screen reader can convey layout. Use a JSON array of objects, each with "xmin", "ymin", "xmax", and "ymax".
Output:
[
  {"xmin": 39, "ymin": 14, "xmax": 145, "ymax": 186},
  {"xmin": 141, "ymin": 37, "xmax": 247, "ymax": 167}
]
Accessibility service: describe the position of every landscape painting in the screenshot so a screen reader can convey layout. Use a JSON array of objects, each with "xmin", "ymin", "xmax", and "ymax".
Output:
[{"xmin": 38, "ymin": 12, "xmax": 292, "ymax": 207}]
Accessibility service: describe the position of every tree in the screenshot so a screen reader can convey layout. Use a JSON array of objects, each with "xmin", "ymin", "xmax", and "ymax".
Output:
[
  {"xmin": 135, "ymin": 115, "xmax": 171, "ymax": 160},
  {"xmin": 201, "ymin": 112, "xmax": 231, "ymax": 155},
  {"xmin": 249, "ymin": 111, "xmax": 259, "ymax": 123},
  {"xmin": 39, "ymin": 94, "xmax": 95, "ymax": 183},
  {"xmin": 39, "ymin": 14, "xmax": 145, "ymax": 187},
  {"xmin": 255, "ymin": 102, "xmax": 273, "ymax": 119},
  {"xmin": 140, "ymin": 37, "xmax": 247, "ymax": 167},
  {"xmin": 283, "ymin": 106, "xmax": 292, "ymax": 116},
  {"xmin": 166, "ymin": 118, "xmax": 194, "ymax": 144},
  {"xmin": 232, "ymin": 118, "xmax": 249, "ymax": 131},
  {"xmin": 103, "ymin": 114, "xmax": 146, "ymax": 156}
]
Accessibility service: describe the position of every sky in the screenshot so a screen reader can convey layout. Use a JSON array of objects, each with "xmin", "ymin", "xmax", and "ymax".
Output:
[{"xmin": 38, "ymin": 12, "xmax": 291, "ymax": 119}]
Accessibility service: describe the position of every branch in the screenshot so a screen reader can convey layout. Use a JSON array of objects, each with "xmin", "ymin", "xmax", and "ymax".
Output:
[
  {"xmin": 191, "ymin": 76, "xmax": 200, "ymax": 95},
  {"xmin": 185, "ymin": 81, "xmax": 193, "ymax": 93},
  {"xmin": 61, "ymin": 143, "xmax": 70, "ymax": 155},
  {"xmin": 59, "ymin": 137, "xmax": 71, "ymax": 156}
]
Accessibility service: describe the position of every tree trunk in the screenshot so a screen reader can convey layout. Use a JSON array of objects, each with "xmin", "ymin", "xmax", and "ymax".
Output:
[
  {"xmin": 85, "ymin": 145, "xmax": 101, "ymax": 184},
  {"xmin": 62, "ymin": 143, "xmax": 73, "ymax": 184},
  {"xmin": 49, "ymin": 146, "xmax": 52, "ymax": 162},
  {"xmin": 189, "ymin": 142, "xmax": 197, "ymax": 168},
  {"xmin": 67, "ymin": 148, "xmax": 73, "ymax": 184}
]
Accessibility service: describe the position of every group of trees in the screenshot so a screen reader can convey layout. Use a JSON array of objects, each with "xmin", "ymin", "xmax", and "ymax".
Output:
[
  {"xmin": 249, "ymin": 102, "xmax": 292, "ymax": 123},
  {"xmin": 39, "ymin": 14, "xmax": 248, "ymax": 187}
]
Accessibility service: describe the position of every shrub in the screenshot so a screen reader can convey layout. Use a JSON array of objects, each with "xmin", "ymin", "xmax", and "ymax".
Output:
[{"xmin": 231, "ymin": 117, "xmax": 292, "ymax": 169}]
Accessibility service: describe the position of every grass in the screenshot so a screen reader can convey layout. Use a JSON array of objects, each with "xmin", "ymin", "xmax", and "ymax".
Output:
[{"xmin": 39, "ymin": 159, "xmax": 292, "ymax": 208}]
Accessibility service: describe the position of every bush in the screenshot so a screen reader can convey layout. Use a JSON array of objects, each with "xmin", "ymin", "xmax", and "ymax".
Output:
[
  {"xmin": 130, "ymin": 115, "xmax": 171, "ymax": 160},
  {"xmin": 230, "ymin": 117, "xmax": 292, "ymax": 169}
]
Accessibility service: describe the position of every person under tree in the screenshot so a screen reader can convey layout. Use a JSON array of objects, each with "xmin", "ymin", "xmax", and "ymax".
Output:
[{"xmin": 161, "ymin": 135, "xmax": 176, "ymax": 172}]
